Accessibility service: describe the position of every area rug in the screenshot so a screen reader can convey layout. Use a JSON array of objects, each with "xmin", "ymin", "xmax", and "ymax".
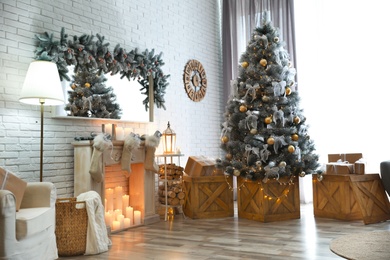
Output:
[{"xmin": 330, "ymin": 231, "xmax": 390, "ymax": 259}]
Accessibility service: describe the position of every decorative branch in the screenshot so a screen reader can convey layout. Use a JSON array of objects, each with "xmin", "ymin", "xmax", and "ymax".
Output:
[{"xmin": 34, "ymin": 28, "xmax": 169, "ymax": 111}]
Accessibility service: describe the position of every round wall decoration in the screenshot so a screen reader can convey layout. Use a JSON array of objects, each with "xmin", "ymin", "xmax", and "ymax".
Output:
[{"xmin": 183, "ymin": 59, "xmax": 207, "ymax": 102}]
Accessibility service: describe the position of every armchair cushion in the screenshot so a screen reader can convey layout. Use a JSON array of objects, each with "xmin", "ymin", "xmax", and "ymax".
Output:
[
  {"xmin": 16, "ymin": 207, "xmax": 54, "ymax": 240},
  {"xmin": 0, "ymin": 167, "xmax": 27, "ymax": 211}
]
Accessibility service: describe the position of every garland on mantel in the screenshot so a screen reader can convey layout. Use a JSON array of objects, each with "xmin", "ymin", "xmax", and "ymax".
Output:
[{"xmin": 34, "ymin": 28, "xmax": 170, "ymax": 111}]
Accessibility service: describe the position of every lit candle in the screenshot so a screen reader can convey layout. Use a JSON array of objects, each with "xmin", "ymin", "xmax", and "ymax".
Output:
[
  {"xmin": 106, "ymin": 188, "xmax": 114, "ymax": 211},
  {"xmin": 114, "ymin": 209, "xmax": 122, "ymax": 220},
  {"xmin": 114, "ymin": 186, "xmax": 123, "ymax": 210},
  {"xmin": 116, "ymin": 127, "xmax": 125, "ymax": 140},
  {"xmin": 104, "ymin": 211, "xmax": 113, "ymax": 226},
  {"xmin": 122, "ymin": 195, "xmax": 129, "ymax": 213},
  {"xmin": 117, "ymin": 214, "xmax": 125, "ymax": 229},
  {"xmin": 134, "ymin": 210, "xmax": 141, "ymax": 225},
  {"xmin": 112, "ymin": 220, "xmax": 120, "ymax": 231},
  {"xmin": 125, "ymin": 206, "xmax": 133, "ymax": 225},
  {"xmin": 104, "ymin": 124, "xmax": 112, "ymax": 136},
  {"xmin": 124, "ymin": 218, "xmax": 131, "ymax": 228}
]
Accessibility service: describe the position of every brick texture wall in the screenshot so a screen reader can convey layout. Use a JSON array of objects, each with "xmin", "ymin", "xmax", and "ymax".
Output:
[{"xmin": 0, "ymin": 0, "xmax": 224, "ymax": 197}]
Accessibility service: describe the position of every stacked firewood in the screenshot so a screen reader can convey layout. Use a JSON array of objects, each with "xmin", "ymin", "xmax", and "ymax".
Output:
[{"xmin": 158, "ymin": 164, "xmax": 185, "ymax": 206}]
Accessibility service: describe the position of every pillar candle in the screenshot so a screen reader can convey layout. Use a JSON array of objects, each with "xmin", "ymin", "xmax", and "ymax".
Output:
[
  {"xmin": 134, "ymin": 210, "xmax": 141, "ymax": 225},
  {"xmin": 104, "ymin": 124, "xmax": 112, "ymax": 135},
  {"xmin": 124, "ymin": 218, "xmax": 131, "ymax": 228},
  {"xmin": 116, "ymin": 127, "xmax": 125, "ymax": 140},
  {"xmin": 114, "ymin": 209, "xmax": 122, "ymax": 220},
  {"xmin": 117, "ymin": 214, "xmax": 125, "ymax": 229},
  {"xmin": 122, "ymin": 195, "xmax": 129, "ymax": 213},
  {"xmin": 125, "ymin": 206, "xmax": 133, "ymax": 225},
  {"xmin": 114, "ymin": 186, "xmax": 123, "ymax": 210},
  {"xmin": 106, "ymin": 188, "xmax": 114, "ymax": 211},
  {"xmin": 104, "ymin": 211, "xmax": 113, "ymax": 226},
  {"xmin": 113, "ymin": 220, "xmax": 120, "ymax": 231}
]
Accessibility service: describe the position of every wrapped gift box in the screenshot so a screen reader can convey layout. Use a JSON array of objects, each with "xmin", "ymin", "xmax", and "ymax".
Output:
[
  {"xmin": 0, "ymin": 167, "xmax": 27, "ymax": 211},
  {"xmin": 326, "ymin": 163, "xmax": 354, "ymax": 174},
  {"xmin": 184, "ymin": 156, "xmax": 222, "ymax": 177},
  {"xmin": 327, "ymin": 153, "xmax": 365, "ymax": 175}
]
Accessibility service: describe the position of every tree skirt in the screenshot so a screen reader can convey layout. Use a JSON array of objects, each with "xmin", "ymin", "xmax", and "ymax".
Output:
[{"xmin": 330, "ymin": 231, "xmax": 390, "ymax": 259}]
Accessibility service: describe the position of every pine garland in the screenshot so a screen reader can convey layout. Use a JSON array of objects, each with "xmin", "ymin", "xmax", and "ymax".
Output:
[{"xmin": 34, "ymin": 28, "xmax": 170, "ymax": 111}]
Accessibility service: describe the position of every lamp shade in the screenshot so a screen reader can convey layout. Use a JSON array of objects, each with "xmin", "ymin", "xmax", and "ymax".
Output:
[{"xmin": 19, "ymin": 60, "xmax": 64, "ymax": 105}]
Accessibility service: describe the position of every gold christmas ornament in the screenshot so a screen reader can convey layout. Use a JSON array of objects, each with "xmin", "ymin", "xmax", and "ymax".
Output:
[
  {"xmin": 260, "ymin": 59, "xmax": 267, "ymax": 67},
  {"xmin": 288, "ymin": 145, "xmax": 295, "ymax": 153},
  {"xmin": 299, "ymin": 171, "xmax": 306, "ymax": 177},
  {"xmin": 233, "ymin": 169, "xmax": 241, "ymax": 176},
  {"xmin": 264, "ymin": 116, "xmax": 272, "ymax": 124},
  {"xmin": 262, "ymin": 95, "xmax": 269, "ymax": 102},
  {"xmin": 293, "ymin": 116, "xmax": 301, "ymax": 124},
  {"xmin": 71, "ymin": 83, "xmax": 76, "ymax": 90},
  {"xmin": 241, "ymin": 61, "xmax": 249, "ymax": 68},
  {"xmin": 291, "ymin": 134, "xmax": 299, "ymax": 141},
  {"xmin": 84, "ymin": 82, "xmax": 91, "ymax": 88},
  {"xmin": 225, "ymin": 153, "xmax": 233, "ymax": 160},
  {"xmin": 250, "ymin": 128, "xmax": 257, "ymax": 135},
  {"xmin": 239, "ymin": 105, "xmax": 247, "ymax": 113},
  {"xmin": 274, "ymin": 37, "xmax": 279, "ymax": 43},
  {"xmin": 267, "ymin": 137, "xmax": 275, "ymax": 145},
  {"xmin": 279, "ymin": 161, "xmax": 286, "ymax": 167},
  {"xmin": 221, "ymin": 136, "xmax": 229, "ymax": 143},
  {"xmin": 285, "ymin": 87, "xmax": 292, "ymax": 95}
]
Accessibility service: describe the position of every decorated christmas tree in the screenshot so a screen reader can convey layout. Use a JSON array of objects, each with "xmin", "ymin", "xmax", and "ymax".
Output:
[
  {"xmin": 65, "ymin": 69, "xmax": 122, "ymax": 119},
  {"xmin": 217, "ymin": 12, "xmax": 321, "ymax": 183}
]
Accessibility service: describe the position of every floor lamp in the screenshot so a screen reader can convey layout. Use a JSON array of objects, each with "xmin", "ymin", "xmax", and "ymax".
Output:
[{"xmin": 19, "ymin": 61, "xmax": 65, "ymax": 182}]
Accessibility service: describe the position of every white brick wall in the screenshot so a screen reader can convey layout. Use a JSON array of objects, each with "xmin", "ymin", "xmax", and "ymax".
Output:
[{"xmin": 0, "ymin": 0, "xmax": 224, "ymax": 197}]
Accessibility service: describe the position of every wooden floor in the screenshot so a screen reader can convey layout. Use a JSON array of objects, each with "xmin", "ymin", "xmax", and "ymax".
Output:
[{"xmin": 60, "ymin": 203, "xmax": 390, "ymax": 260}]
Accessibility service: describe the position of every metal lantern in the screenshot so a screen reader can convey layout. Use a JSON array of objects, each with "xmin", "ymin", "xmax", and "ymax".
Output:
[{"xmin": 162, "ymin": 121, "xmax": 176, "ymax": 154}]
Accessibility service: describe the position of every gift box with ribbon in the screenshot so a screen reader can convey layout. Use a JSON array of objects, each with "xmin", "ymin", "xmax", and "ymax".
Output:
[
  {"xmin": 326, "ymin": 162, "xmax": 354, "ymax": 174},
  {"xmin": 326, "ymin": 153, "xmax": 365, "ymax": 175}
]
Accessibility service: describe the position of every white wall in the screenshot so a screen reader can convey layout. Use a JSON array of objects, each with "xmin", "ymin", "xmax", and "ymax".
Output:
[{"xmin": 0, "ymin": 0, "xmax": 224, "ymax": 197}]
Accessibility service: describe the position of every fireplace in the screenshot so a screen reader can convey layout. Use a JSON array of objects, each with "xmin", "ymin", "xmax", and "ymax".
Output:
[{"xmin": 72, "ymin": 140, "xmax": 160, "ymax": 229}]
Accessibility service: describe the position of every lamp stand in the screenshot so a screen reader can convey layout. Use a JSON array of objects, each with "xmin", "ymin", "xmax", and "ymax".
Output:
[{"xmin": 39, "ymin": 99, "xmax": 45, "ymax": 182}]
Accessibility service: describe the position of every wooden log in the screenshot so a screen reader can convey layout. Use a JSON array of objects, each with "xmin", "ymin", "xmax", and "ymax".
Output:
[
  {"xmin": 177, "ymin": 192, "xmax": 185, "ymax": 200},
  {"xmin": 173, "ymin": 186, "xmax": 181, "ymax": 193},
  {"xmin": 170, "ymin": 197, "xmax": 180, "ymax": 206}
]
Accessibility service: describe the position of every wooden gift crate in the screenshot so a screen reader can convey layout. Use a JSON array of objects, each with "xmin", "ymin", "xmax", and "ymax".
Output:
[
  {"xmin": 182, "ymin": 174, "xmax": 233, "ymax": 219},
  {"xmin": 312, "ymin": 173, "xmax": 390, "ymax": 224},
  {"xmin": 237, "ymin": 177, "xmax": 300, "ymax": 222}
]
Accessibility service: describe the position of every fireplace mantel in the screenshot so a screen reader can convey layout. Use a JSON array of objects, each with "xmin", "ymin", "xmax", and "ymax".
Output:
[{"xmin": 72, "ymin": 140, "xmax": 159, "ymax": 225}]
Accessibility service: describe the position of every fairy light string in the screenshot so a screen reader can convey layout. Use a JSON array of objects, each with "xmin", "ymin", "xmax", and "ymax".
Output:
[{"xmin": 224, "ymin": 174, "xmax": 296, "ymax": 201}]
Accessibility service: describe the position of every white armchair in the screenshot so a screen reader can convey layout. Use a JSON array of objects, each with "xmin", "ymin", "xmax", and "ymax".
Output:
[{"xmin": 0, "ymin": 182, "xmax": 58, "ymax": 260}]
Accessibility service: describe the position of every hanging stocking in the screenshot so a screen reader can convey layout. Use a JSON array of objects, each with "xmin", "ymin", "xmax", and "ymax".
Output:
[
  {"xmin": 121, "ymin": 133, "xmax": 141, "ymax": 177},
  {"xmin": 89, "ymin": 133, "xmax": 112, "ymax": 183},
  {"xmin": 144, "ymin": 131, "xmax": 162, "ymax": 173}
]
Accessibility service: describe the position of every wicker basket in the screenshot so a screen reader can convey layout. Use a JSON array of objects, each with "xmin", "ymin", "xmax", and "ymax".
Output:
[{"xmin": 55, "ymin": 198, "xmax": 88, "ymax": 256}]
